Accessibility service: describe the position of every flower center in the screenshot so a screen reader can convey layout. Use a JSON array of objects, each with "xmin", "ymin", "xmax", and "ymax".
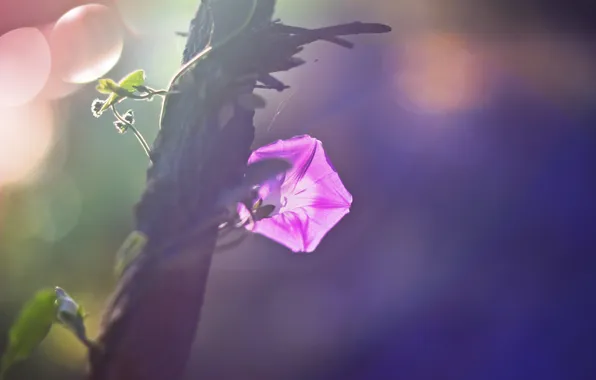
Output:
[{"xmin": 254, "ymin": 173, "xmax": 285, "ymax": 217}]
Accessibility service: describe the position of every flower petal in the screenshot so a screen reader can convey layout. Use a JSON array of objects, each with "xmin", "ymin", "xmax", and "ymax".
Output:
[
  {"xmin": 248, "ymin": 135, "xmax": 352, "ymax": 252},
  {"xmin": 252, "ymin": 204, "xmax": 350, "ymax": 252}
]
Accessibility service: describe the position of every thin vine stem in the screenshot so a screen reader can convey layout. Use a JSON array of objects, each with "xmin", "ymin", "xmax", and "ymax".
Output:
[
  {"xmin": 126, "ymin": 88, "xmax": 172, "ymax": 101},
  {"xmin": 110, "ymin": 106, "xmax": 153, "ymax": 160}
]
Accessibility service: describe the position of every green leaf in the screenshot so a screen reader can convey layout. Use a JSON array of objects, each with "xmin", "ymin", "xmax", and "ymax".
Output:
[
  {"xmin": 0, "ymin": 289, "xmax": 57, "ymax": 380},
  {"xmin": 95, "ymin": 78, "xmax": 121, "ymax": 94},
  {"xmin": 117, "ymin": 69, "xmax": 145, "ymax": 91},
  {"xmin": 96, "ymin": 70, "xmax": 146, "ymax": 113},
  {"xmin": 98, "ymin": 93, "xmax": 119, "ymax": 113}
]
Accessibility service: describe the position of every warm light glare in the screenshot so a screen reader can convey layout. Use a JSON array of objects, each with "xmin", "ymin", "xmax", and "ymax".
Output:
[
  {"xmin": 0, "ymin": 102, "xmax": 55, "ymax": 187},
  {"xmin": 394, "ymin": 34, "xmax": 484, "ymax": 114},
  {"xmin": 50, "ymin": 4, "xmax": 123, "ymax": 84},
  {"xmin": 115, "ymin": 0, "xmax": 198, "ymax": 36},
  {"xmin": 492, "ymin": 35, "xmax": 596, "ymax": 103},
  {"xmin": 0, "ymin": 27, "xmax": 51, "ymax": 107}
]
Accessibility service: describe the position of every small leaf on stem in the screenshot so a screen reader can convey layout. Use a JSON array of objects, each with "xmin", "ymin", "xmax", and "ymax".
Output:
[{"xmin": 96, "ymin": 69, "xmax": 147, "ymax": 113}]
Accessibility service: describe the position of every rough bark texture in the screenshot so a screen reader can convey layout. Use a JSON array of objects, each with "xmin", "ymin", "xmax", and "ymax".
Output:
[{"xmin": 87, "ymin": 1, "xmax": 390, "ymax": 379}]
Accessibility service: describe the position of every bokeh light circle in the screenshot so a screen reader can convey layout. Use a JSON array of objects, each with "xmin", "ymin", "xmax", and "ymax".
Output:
[
  {"xmin": 0, "ymin": 102, "xmax": 55, "ymax": 187},
  {"xmin": 0, "ymin": 27, "xmax": 51, "ymax": 107},
  {"xmin": 38, "ymin": 23, "xmax": 83, "ymax": 100},
  {"xmin": 50, "ymin": 4, "xmax": 123, "ymax": 84},
  {"xmin": 25, "ymin": 173, "xmax": 82, "ymax": 243}
]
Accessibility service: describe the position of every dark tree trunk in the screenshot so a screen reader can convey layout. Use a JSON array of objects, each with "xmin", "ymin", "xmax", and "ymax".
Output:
[{"xmin": 87, "ymin": 1, "xmax": 390, "ymax": 379}]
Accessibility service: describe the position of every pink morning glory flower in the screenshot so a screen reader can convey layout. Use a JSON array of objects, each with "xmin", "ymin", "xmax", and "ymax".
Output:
[{"xmin": 245, "ymin": 134, "xmax": 352, "ymax": 252}]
